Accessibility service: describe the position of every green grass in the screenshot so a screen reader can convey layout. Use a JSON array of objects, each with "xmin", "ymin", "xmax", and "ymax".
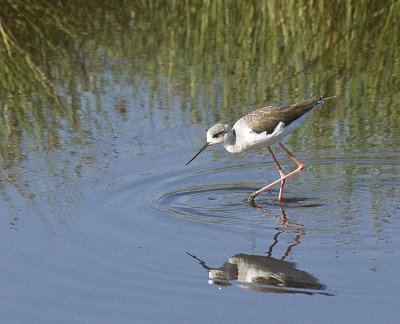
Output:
[{"xmin": 0, "ymin": 0, "xmax": 399, "ymax": 170}]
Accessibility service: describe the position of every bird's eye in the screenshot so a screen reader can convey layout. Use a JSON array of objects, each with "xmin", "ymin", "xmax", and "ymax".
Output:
[{"xmin": 212, "ymin": 131, "xmax": 223, "ymax": 138}]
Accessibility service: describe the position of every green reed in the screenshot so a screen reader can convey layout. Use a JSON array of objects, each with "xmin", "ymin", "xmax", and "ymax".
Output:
[{"xmin": 0, "ymin": 0, "xmax": 399, "ymax": 172}]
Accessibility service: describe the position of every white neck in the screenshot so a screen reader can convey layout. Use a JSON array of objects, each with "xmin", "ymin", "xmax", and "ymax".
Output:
[{"xmin": 222, "ymin": 129, "xmax": 240, "ymax": 153}]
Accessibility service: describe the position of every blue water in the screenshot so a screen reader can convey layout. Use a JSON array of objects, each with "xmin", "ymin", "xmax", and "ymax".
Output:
[
  {"xmin": 1, "ymin": 111, "xmax": 399, "ymax": 322},
  {"xmin": 1, "ymin": 2, "xmax": 400, "ymax": 323}
]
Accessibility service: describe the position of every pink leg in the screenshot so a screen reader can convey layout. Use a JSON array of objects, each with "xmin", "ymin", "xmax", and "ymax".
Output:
[
  {"xmin": 268, "ymin": 147, "xmax": 286, "ymax": 203},
  {"xmin": 247, "ymin": 143, "xmax": 304, "ymax": 204}
]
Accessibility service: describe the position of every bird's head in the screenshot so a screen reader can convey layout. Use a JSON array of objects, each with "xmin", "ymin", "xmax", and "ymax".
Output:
[
  {"xmin": 186, "ymin": 123, "xmax": 231, "ymax": 165},
  {"xmin": 206, "ymin": 123, "xmax": 230, "ymax": 145}
]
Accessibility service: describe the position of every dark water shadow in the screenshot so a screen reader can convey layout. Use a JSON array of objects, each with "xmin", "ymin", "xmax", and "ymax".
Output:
[
  {"xmin": 252, "ymin": 196, "xmax": 325, "ymax": 209},
  {"xmin": 187, "ymin": 207, "xmax": 334, "ymax": 296}
]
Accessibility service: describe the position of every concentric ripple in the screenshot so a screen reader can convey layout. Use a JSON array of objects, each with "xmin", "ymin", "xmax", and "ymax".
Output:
[
  {"xmin": 111, "ymin": 162, "xmax": 280, "ymax": 224},
  {"xmin": 112, "ymin": 160, "xmax": 327, "ymax": 226},
  {"xmin": 159, "ymin": 184, "xmax": 258, "ymax": 223}
]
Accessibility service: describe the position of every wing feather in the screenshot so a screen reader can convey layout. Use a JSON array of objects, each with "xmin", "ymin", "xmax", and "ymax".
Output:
[{"xmin": 241, "ymin": 97, "xmax": 321, "ymax": 134}]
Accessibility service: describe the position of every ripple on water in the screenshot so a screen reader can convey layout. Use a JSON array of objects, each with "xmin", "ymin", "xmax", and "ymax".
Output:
[
  {"xmin": 118, "ymin": 162, "xmax": 326, "ymax": 226},
  {"xmin": 159, "ymin": 184, "xmax": 257, "ymax": 224}
]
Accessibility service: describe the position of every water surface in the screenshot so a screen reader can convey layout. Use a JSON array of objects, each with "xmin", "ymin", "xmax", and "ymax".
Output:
[{"xmin": 0, "ymin": 1, "xmax": 399, "ymax": 323}]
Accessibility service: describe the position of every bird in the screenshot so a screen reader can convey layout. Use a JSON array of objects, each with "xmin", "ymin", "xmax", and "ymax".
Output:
[{"xmin": 186, "ymin": 96, "xmax": 335, "ymax": 204}]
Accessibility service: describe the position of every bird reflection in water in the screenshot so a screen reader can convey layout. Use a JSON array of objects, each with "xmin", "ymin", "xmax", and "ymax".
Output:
[{"xmin": 187, "ymin": 207, "xmax": 333, "ymax": 295}]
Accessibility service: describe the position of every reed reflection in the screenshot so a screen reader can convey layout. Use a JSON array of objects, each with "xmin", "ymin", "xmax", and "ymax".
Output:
[{"xmin": 188, "ymin": 207, "xmax": 332, "ymax": 295}]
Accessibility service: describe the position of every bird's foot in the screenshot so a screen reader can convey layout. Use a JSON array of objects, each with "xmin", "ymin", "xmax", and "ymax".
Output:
[{"xmin": 246, "ymin": 192, "xmax": 258, "ymax": 206}]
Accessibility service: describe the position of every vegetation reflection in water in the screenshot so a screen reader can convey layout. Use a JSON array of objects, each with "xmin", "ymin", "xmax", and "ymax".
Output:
[{"xmin": 0, "ymin": 1, "xmax": 399, "ymax": 205}]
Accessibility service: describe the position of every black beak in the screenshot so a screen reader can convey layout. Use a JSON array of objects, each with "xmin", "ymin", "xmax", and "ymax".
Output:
[{"xmin": 186, "ymin": 142, "xmax": 210, "ymax": 165}]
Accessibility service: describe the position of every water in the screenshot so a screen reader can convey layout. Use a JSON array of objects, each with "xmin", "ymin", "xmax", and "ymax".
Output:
[{"xmin": 1, "ymin": 1, "xmax": 400, "ymax": 323}]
